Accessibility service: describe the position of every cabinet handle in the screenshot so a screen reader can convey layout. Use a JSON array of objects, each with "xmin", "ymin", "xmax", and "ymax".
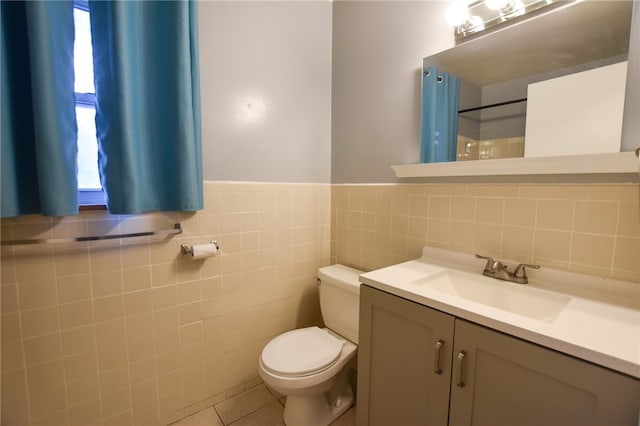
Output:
[
  {"xmin": 433, "ymin": 339, "xmax": 444, "ymax": 374},
  {"xmin": 456, "ymin": 351, "xmax": 467, "ymax": 388}
]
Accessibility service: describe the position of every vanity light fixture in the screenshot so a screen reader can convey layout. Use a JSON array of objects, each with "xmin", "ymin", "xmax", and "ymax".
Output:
[
  {"xmin": 486, "ymin": 0, "xmax": 527, "ymax": 19},
  {"xmin": 445, "ymin": 0, "xmax": 485, "ymax": 31},
  {"xmin": 484, "ymin": 0, "xmax": 511, "ymax": 10},
  {"xmin": 447, "ymin": 0, "xmax": 558, "ymax": 40}
]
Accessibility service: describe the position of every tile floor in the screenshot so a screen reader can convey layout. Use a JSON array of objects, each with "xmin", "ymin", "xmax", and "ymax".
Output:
[{"xmin": 171, "ymin": 384, "xmax": 356, "ymax": 426}]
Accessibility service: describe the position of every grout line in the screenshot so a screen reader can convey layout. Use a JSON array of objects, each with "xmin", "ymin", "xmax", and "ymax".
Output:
[
  {"xmin": 608, "ymin": 201, "xmax": 622, "ymax": 276},
  {"xmin": 14, "ymin": 276, "xmax": 33, "ymax": 424},
  {"xmin": 221, "ymin": 400, "xmax": 279, "ymax": 426},
  {"xmin": 531, "ymin": 198, "xmax": 540, "ymax": 265},
  {"xmin": 209, "ymin": 406, "xmax": 226, "ymax": 426},
  {"xmin": 215, "ymin": 384, "xmax": 279, "ymax": 426},
  {"xmin": 498, "ymin": 197, "xmax": 506, "ymax": 259},
  {"xmin": 566, "ymin": 200, "xmax": 577, "ymax": 271},
  {"xmin": 445, "ymin": 196, "xmax": 452, "ymax": 251},
  {"xmin": 263, "ymin": 384, "xmax": 283, "ymax": 403}
]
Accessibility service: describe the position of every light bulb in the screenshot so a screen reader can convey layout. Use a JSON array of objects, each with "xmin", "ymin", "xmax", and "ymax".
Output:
[
  {"xmin": 446, "ymin": 0, "xmax": 470, "ymax": 27},
  {"xmin": 509, "ymin": 0, "xmax": 526, "ymax": 16},
  {"xmin": 485, "ymin": 0, "xmax": 512, "ymax": 10}
]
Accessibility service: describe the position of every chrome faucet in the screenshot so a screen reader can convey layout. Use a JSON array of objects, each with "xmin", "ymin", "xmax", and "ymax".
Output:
[{"xmin": 475, "ymin": 254, "xmax": 540, "ymax": 284}]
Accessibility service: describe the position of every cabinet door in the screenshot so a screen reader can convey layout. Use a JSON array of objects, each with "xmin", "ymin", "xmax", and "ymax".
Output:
[
  {"xmin": 357, "ymin": 285, "xmax": 455, "ymax": 426},
  {"xmin": 450, "ymin": 319, "xmax": 640, "ymax": 426}
]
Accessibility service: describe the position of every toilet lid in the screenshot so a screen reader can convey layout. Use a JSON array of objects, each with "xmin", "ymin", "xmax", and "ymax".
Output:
[{"xmin": 261, "ymin": 327, "xmax": 346, "ymax": 377}]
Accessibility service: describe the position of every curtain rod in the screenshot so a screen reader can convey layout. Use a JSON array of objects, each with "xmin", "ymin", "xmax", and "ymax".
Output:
[
  {"xmin": 459, "ymin": 98, "xmax": 527, "ymax": 114},
  {"xmin": 1, "ymin": 223, "xmax": 182, "ymax": 246}
]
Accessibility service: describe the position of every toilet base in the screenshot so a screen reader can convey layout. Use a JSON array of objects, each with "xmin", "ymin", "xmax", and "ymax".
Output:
[{"xmin": 282, "ymin": 366, "xmax": 354, "ymax": 426}]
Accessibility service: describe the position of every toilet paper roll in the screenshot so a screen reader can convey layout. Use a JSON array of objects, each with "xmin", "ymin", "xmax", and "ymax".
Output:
[{"xmin": 190, "ymin": 243, "xmax": 218, "ymax": 259}]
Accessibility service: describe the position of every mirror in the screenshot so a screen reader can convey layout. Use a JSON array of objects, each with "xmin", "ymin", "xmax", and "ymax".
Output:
[{"xmin": 423, "ymin": 0, "xmax": 633, "ymax": 161}]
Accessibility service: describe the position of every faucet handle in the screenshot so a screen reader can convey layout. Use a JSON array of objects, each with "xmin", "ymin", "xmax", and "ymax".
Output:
[
  {"xmin": 475, "ymin": 254, "xmax": 495, "ymax": 270},
  {"xmin": 513, "ymin": 263, "xmax": 540, "ymax": 278}
]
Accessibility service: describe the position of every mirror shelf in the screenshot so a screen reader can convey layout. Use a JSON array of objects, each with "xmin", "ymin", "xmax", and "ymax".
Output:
[
  {"xmin": 418, "ymin": 0, "xmax": 635, "ymax": 176},
  {"xmin": 392, "ymin": 152, "xmax": 638, "ymax": 180}
]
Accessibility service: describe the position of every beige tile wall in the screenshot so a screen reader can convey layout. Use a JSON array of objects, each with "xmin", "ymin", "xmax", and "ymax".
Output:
[
  {"xmin": 456, "ymin": 136, "xmax": 525, "ymax": 160},
  {"xmin": 331, "ymin": 183, "xmax": 640, "ymax": 283},
  {"xmin": 1, "ymin": 182, "xmax": 331, "ymax": 426},
  {"xmin": 2, "ymin": 181, "xmax": 639, "ymax": 426}
]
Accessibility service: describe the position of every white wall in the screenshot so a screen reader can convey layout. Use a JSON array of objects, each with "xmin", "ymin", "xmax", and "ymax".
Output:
[
  {"xmin": 198, "ymin": 0, "xmax": 638, "ymax": 184},
  {"xmin": 331, "ymin": 1, "xmax": 453, "ymax": 183},
  {"xmin": 199, "ymin": 1, "xmax": 333, "ymax": 183},
  {"xmin": 621, "ymin": 0, "xmax": 639, "ymax": 153}
]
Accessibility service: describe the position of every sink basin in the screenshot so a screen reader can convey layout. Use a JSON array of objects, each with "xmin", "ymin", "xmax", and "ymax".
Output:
[{"xmin": 414, "ymin": 269, "xmax": 571, "ymax": 322}]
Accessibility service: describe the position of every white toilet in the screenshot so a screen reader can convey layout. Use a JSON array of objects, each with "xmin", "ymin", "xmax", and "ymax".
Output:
[{"xmin": 258, "ymin": 264, "xmax": 363, "ymax": 426}]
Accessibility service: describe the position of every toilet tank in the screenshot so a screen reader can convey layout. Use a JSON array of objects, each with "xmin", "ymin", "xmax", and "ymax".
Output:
[{"xmin": 317, "ymin": 264, "xmax": 363, "ymax": 344}]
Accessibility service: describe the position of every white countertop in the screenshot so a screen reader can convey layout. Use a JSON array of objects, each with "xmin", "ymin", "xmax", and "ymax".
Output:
[{"xmin": 359, "ymin": 247, "xmax": 640, "ymax": 379}]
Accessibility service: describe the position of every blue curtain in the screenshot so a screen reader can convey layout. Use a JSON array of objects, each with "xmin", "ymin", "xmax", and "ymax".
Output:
[
  {"xmin": 88, "ymin": 0, "xmax": 203, "ymax": 214},
  {"xmin": 1, "ymin": 1, "xmax": 78, "ymax": 218},
  {"xmin": 420, "ymin": 66, "xmax": 460, "ymax": 163}
]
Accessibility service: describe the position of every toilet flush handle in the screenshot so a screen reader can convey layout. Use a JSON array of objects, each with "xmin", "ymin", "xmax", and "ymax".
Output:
[{"xmin": 316, "ymin": 277, "xmax": 321, "ymax": 286}]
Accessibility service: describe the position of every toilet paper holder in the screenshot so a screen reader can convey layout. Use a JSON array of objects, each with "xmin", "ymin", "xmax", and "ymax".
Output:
[{"xmin": 180, "ymin": 241, "xmax": 219, "ymax": 256}]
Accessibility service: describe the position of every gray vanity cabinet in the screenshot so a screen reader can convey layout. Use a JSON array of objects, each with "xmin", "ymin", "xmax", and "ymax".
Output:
[
  {"xmin": 357, "ymin": 284, "xmax": 454, "ymax": 426},
  {"xmin": 357, "ymin": 285, "xmax": 640, "ymax": 426},
  {"xmin": 449, "ymin": 319, "xmax": 640, "ymax": 426}
]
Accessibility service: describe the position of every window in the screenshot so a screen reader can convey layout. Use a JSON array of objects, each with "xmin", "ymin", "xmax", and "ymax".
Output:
[{"xmin": 74, "ymin": 1, "xmax": 103, "ymax": 204}]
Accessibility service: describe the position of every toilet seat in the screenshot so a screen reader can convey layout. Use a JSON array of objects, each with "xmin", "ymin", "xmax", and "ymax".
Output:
[{"xmin": 261, "ymin": 326, "xmax": 346, "ymax": 377}]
